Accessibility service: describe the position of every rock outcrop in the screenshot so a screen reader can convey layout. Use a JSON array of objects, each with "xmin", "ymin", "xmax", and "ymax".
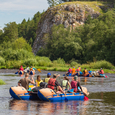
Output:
[{"xmin": 32, "ymin": 2, "xmax": 113, "ymax": 54}]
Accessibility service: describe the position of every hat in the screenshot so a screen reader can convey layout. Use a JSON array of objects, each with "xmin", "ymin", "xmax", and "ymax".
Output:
[
  {"xmin": 74, "ymin": 75, "xmax": 78, "ymax": 81},
  {"xmin": 47, "ymin": 73, "xmax": 51, "ymax": 76},
  {"xmin": 53, "ymin": 73, "xmax": 59, "ymax": 78}
]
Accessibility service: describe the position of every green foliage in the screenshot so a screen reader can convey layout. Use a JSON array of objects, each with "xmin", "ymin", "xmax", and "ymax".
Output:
[
  {"xmin": 23, "ymin": 58, "xmax": 38, "ymax": 66},
  {"xmin": 47, "ymin": 0, "xmax": 61, "ymax": 7},
  {"xmin": 90, "ymin": 60, "xmax": 115, "ymax": 69},
  {"xmin": 70, "ymin": 61, "xmax": 79, "ymax": 67},
  {"xmin": 0, "ymin": 79, "xmax": 5, "ymax": 85},
  {"xmin": 0, "ymin": 56, "xmax": 5, "ymax": 66},
  {"xmin": 0, "ymin": 49, "xmax": 34, "ymax": 61}
]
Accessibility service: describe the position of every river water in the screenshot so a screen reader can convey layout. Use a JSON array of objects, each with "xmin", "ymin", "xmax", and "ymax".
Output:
[{"xmin": 0, "ymin": 70, "xmax": 115, "ymax": 115}]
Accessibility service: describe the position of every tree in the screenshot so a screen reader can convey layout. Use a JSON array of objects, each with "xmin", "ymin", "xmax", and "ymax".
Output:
[{"xmin": 47, "ymin": 0, "xmax": 62, "ymax": 7}]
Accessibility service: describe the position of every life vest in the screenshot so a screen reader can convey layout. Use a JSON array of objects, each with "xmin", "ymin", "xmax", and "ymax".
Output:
[
  {"xmin": 68, "ymin": 68, "xmax": 72, "ymax": 73},
  {"xmin": 30, "ymin": 71, "xmax": 33, "ymax": 75},
  {"xmin": 78, "ymin": 67, "xmax": 81, "ymax": 71},
  {"xmin": 45, "ymin": 78, "xmax": 50, "ymax": 83},
  {"xmin": 76, "ymin": 68, "xmax": 80, "ymax": 72},
  {"xmin": 36, "ymin": 80, "xmax": 43, "ymax": 87},
  {"xmin": 47, "ymin": 78, "xmax": 56, "ymax": 90},
  {"xmin": 84, "ymin": 69, "xmax": 88, "ymax": 74},
  {"xmin": 61, "ymin": 80, "xmax": 68, "ymax": 89},
  {"xmin": 72, "ymin": 68, "xmax": 76, "ymax": 74},
  {"xmin": 71, "ymin": 81, "xmax": 77, "ymax": 92},
  {"xmin": 100, "ymin": 70, "xmax": 104, "ymax": 74}
]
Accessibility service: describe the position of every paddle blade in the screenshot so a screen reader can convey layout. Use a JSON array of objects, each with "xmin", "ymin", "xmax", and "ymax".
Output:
[
  {"xmin": 84, "ymin": 96, "xmax": 89, "ymax": 101},
  {"xmin": 15, "ymin": 71, "xmax": 18, "ymax": 74},
  {"xmin": 37, "ymin": 69, "xmax": 41, "ymax": 72}
]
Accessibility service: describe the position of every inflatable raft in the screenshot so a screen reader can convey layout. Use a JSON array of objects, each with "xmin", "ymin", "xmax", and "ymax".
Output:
[
  {"xmin": 63, "ymin": 71, "xmax": 83, "ymax": 77},
  {"xmin": 38, "ymin": 88, "xmax": 85, "ymax": 102},
  {"xmin": 9, "ymin": 86, "xmax": 39, "ymax": 100}
]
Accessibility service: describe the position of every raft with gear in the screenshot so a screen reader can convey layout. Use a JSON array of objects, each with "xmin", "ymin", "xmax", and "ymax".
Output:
[{"xmin": 9, "ymin": 86, "xmax": 89, "ymax": 102}]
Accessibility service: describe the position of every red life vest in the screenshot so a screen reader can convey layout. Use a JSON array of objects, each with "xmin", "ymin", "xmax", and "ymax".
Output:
[
  {"xmin": 47, "ymin": 78, "xmax": 56, "ymax": 90},
  {"xmin": 71, "ymin": 81, "xmax": 77, "ymax": 92},
  {"xmin": 76, "ymin": 68, "xmax": 80, "ymax": 72},
  {"xmin": 100, "ymin": 70, "xmax": 104, "ymax": 74}
]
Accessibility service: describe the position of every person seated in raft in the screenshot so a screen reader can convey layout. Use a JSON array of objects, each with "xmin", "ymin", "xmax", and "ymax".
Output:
[
  {"xmin": 43, "ymin": 73, "xmax": 51, "ymax": 84},
  {"xmin": 18, "ymin": 73, "xmax": 35, "ymax": 90},
  {"xmin": 61, "ymin": 76, "xmax": 71, "ymax": 91},
  {"xmin": 88, "ymin": 70, "xmax": 92, "ymax": 74},
  {"xmin": 47, "ymin": 73, "xmax": 66, "ymax": 95},
  {"xmin": 72, "ymin": 67, "xmax": 76, "ymax": 75},
  {"xmin": 66, "ymin": 68, "xmax": 72, "ymax": 75},
  {"xmin": 18, "ymin": 65, "xmax": 24, "ymax": 74},
  {"xmin": 99, "ymin": 68, "xmax": 104, "ymax": 75},
  {"xmin": 83, "ymin": 68, "xmax": 89, "ymax": 76},
  {"xmin": 36, "ymin": 75, "xmax": 43, "ymax": 87},
  {"xmin": 73, "ymin": 66, "xmax": 81, "ymax": 76},
  {"xmin": 24, "ymin": 66, "xmax": 30, "ymax": 73},
  {"xmin": 71, "ymin": 75, "xmax": 83, "ymax": 92},
  {"xmin": 29, "ymin": 67, "xmax": 35, "ymax": 75}
]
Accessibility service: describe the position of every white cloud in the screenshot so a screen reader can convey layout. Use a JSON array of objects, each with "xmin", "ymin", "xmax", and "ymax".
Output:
[{"xmin": 0, "ymin": 0, "xmax": 49, "ymax": 11}]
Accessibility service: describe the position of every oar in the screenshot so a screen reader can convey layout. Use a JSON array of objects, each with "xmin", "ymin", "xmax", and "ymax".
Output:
[
  {"xmin": 37, "ymin": 69, "xmax": 41, "ymax": 73},
  {"xmin": 15, "ymin": 71, "xmax": 18, "ymax": 74}
]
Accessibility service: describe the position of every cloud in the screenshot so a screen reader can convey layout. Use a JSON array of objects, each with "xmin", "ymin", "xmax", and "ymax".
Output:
[{"xmin": 0, "ymin": 0, "xmax": 49, "ymax": 12}]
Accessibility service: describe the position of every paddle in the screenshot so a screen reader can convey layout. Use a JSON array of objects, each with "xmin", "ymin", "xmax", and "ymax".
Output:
[
  {"xmin": 15, "ymin": 71, "xmax": 18, "ymax": 74},
  {"xmin": 37, "ymin": 69, "xmax": 41, "ymax": 73}
]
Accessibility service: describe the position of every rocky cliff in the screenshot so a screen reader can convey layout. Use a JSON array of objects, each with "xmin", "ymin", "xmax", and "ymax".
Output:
[{"xmin": 32, "ymin": 1, "xmax": 113, "ymax": 54}]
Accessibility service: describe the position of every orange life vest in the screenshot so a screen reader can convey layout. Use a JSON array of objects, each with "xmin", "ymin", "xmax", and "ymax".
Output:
[{"xmin": 47, "ymin": 78, "xmax": 56, "ymax": 90}]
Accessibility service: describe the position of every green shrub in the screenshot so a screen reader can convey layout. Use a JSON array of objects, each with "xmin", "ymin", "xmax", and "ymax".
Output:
[
  {"xmin": 90, "ymin": 60, "xmax": 115, "ymax": 69},
  {"xmin": 70, "ymin": 61, "xmax": 79, "ymax": 67},
  {"xmin": 23, "ymin": 58, "xmax": 38, "ymax": 66},
  {"xmin": 0, "ymin": 79, "xmax": 5, "ymax": 85},
  {"xmin": 0, "ymin": 56, "xmax": 5, "ymax": 66}
]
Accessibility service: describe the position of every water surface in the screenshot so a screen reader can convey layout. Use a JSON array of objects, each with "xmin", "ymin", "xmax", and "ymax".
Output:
[{"xmin": 0, "ymin": 72, "xmax": 115, "ymax": 115}]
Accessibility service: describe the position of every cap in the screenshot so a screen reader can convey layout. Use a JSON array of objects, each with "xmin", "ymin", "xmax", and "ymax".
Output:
[
  {"xmin": 74, "ymin": 75, "xmax": 78, "ymax": 81},
  {"xmin": 47, "ymin": 73, "xmax": 51, "ymax": 76},
  {"xmin": 53, "ymin": 73, "xmax": 60, "ymax": 77}
]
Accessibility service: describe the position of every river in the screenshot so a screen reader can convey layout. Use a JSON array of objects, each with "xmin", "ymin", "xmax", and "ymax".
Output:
[{"xmin": 0, "ymin": 70, "xmax": 115, "ymax": 115}]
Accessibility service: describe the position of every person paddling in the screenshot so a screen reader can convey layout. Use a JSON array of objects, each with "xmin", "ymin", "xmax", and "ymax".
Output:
[
  {"xmin": 47, "ymin": 73, "xmax": 65, "ymax": 94},
  {"xmin": 99, "ymin": 68, "xmax": 104, "ymax": 75}
]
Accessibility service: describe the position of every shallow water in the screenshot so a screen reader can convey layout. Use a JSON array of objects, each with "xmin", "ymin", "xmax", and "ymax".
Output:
[{"xmin": 0, "ymin": 72, "xmax": 115, "ymax": 115}]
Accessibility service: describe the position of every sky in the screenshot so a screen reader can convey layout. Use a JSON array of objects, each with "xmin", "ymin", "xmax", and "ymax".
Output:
[{"xmin": 0, "ymin": 0, "xmax": 49, "ymax": 29}]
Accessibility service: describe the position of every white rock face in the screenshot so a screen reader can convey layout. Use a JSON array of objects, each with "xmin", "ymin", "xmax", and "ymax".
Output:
[{"xmin": 32, "ymin": 3, "xmax": 102, "ymax": 54}]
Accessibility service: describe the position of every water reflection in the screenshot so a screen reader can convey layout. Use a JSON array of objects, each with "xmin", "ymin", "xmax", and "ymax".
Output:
[{"xmin": 9, "ymin": 99, "xmax": 89, "ymax": 115}]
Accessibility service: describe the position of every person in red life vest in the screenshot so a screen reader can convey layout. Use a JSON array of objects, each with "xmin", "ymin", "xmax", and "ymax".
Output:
[
  {"xmin": 47, "ymin": 73, "xmax": 65, "ymax": 94},
  {"xmin": 99, "ymin": 68, "xmax": 104, "ymax": 74},
  {"xmin": 18, "ymin": 65, "xmax": 24, "ymax": 75},
  {"xmin": 66, "ymin": 68, "xmax": 72, "ymax": 75},
  {"xmin": 19, "ymin": 65, "xmax": 24, "ymax": 71},
  {"xmin": 71, "ymin": 75, "xmax": 83, "ymax": 92}
]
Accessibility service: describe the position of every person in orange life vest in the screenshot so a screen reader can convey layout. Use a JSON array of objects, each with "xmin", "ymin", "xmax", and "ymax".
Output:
[
  {"xmin": 99, "ymin": 68, "xmax": 104, "ymax": 74},
  {"xmin": 83, "ymin": 68, "xmax": 89, "ymax": 74},
  {"xmin": 71, "ymin": 75, "xmax": 83, "ymax": 92},
  {"xmin": 72, "ymin": 67, "xmax": 76, "ymax": 75},
  {"xmin": 47, "ymin": 73, "xmax": 65, "ymax": 94}
]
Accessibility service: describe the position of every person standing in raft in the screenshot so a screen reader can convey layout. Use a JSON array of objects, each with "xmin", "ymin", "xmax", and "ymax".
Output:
[
  {"xmin": 61, "ymin": 76, "xmax": 71, "ymax": 90},
  {"xmin": 18, "ymin": 73, "xmax": 35, "ymax": 90},
  {"xmin": 71, "ymin": 75, "xmax": 83, "ymax": 92},
  {"xmin": 44, "ymin": 73, "xmax": 51, "ymax": 84},
  {"xmin": 99, "ymin": 68, "xmax": 104, "ymax": 75},
  {"xmin": 47, "ymin": 73, "xmax": 65, "ymax": 94}
]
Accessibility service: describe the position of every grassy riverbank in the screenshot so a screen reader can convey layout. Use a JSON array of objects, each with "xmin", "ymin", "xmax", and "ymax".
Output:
[
  {"xmin": 0, "ymin": 59, "xmax": 115, "ymax": 73},
  {"xmin": 0, "ymin": 79, "xmax": 5, "ymax": 85}
]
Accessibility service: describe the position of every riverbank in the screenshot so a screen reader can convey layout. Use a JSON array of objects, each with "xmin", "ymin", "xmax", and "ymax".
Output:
[{"xmin": 0, "ymin": 68, "xmax": 115, "ymax": 74}]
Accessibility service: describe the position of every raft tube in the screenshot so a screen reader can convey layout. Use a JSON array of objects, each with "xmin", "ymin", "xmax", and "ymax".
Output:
[
  {"xmin": 9, "ymin": 86, "xmax": 39, "ymax": 100},
  {"xmin": 37, "ymin": 88, "xmax": 85, "ymax": 102}
]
